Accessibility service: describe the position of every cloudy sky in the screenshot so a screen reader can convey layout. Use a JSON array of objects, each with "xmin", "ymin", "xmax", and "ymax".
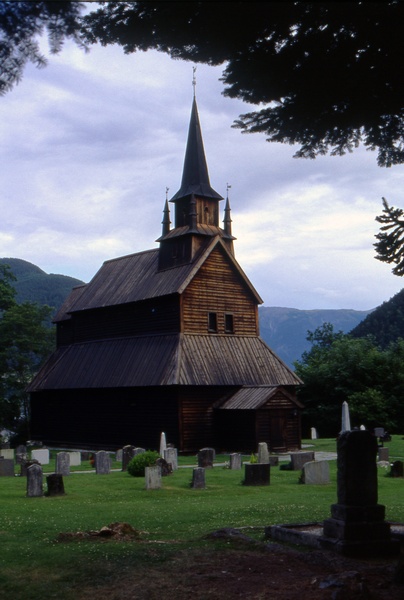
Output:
[{"xmin": 1, "ymin": 35, "xmax": 404, "ymax": 311}]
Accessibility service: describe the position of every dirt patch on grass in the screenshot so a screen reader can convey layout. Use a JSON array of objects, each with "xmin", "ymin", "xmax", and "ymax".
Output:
[{"xmin": 75, "ymin": 533, "xmax": 404, "ymax": 599}]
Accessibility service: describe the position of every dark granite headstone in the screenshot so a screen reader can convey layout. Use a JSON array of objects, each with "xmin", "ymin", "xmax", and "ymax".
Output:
[
  {"xmin": 0, "ymin": 457, "xmax": 14, "ymax": 476},
  {"xmin": 243, "ymin": 463, "xmax": 270, "ymax": 486},
  {"xmin": 322, "ymin": 430, "xmax": 398, "ymax": 557},
  {"xmin": 197, "ymin": 447, "xmax": 215, "ymax": 468},
  {"xmin": 390, "ymin": 460, "xmax": 404, "ymax": 478},
  {"xmin": 26, "ymin": 463, "xmax": 43, "ymax": 497},
  {"xmin": 290, "ymin": 451, "xmax": 315, "ymax": 470},
  {"xmin": 46, "ymin": 474, "xmax": 65, "ymax": 496},
  {"xmin": 191, "ymin": 467, "xmax": 206, "ymax": 489}
]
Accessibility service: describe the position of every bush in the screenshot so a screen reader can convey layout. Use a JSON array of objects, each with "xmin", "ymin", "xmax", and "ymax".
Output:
[{"xmin": 127, "ymin": 451, "xmax": 160, "ymax": 477}]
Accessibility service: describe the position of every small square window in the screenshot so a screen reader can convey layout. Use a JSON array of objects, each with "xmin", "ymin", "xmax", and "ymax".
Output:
[
  {"xmin": 224, "ymin": 313, "xmax": 234, "ymax": 333},
  {"xmin": 208, "ymin": 312, "xmax": 217, "ymax": 332}
]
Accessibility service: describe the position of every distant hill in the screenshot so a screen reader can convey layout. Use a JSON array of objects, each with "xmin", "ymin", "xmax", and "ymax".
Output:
[
  {"xmin": 0, "ymin": 258, "xmax": 84, "ymax": 311},
  {"xmin": 1, "ymin": 257, "xmax": 375, "ymax": 366},
  {"xmin": 350, "ymin": 287, "xmax": 404, "ymax": 347},
  {"xmin": 259, "ymin": 306, "xmax": 373, "ymax": 367}
]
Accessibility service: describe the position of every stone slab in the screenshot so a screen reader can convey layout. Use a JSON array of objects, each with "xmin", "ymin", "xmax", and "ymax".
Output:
[
  {"xmin": 290, "ymin": 451, "xmax": 315, "ymax": 470},
  {"xmin": 68, "ymin": 451, "xmax": 81, "ymax": 466},
  {"xmin": 31, "ymin": 449, "xmax": 49, "ymax": 465},
  {"xmin": 301, "ymin": 460, "xmax": 330, "ymax": 485},
  {"xmin": 0, "ymin": 458, "xmax": 14, "ymax": 476}
]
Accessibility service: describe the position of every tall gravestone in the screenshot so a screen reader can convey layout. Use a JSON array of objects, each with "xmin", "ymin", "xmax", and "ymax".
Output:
[
  {"xmin": 164, "ymin": 447, "xmax": 178, "ymax": 470},
  {"xmin": 27, "ymin": 463, "xmax": 43, "ymax": 497},
  {"xmin": 197, "ymin": 448, "xmax": 215, "ymax": 468},
  {"xmin": 322, "ymin": 430, "xmax": 399, "ymax": 556},
  {"xmin": 56, "ymin": 452, "xmax": 70, "ymax": 476},
  {"xmin": 258, "ymin": 442, "xmax": 269, "ymax": 464},
  {"xmin": 95, "ymin": 451, "xmax": 110, "ymax": 475}
]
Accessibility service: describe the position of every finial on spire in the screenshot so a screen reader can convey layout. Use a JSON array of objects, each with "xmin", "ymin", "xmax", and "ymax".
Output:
[
  {"xmin": 165, "ymin": 186, "xmax": 170, "ymax": 201},
  {"xmin": 223, "ymin": 184, "xmax": 232, "ymax": 237},
  {"xmin": 192, "ymin": 66, "xmax": 197, "ymax": 97},
  {"xmin": 226, "ymin": 182, "xmax": 231, "ymax": 200}
]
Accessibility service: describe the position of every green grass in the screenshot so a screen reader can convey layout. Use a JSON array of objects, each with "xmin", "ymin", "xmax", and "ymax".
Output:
[{"xmin": 2, "ymin": 436, "xmax": 404, "ymax": 599}]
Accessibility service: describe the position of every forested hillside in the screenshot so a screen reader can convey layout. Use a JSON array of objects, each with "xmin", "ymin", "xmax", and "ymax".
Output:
[
  {"xmin": 350, "ymin": 288, "xmax": 404, "ymax": 347},
  {"xmin": 0, "ymin": 258, "xmax": 84, "ymax": 311}
]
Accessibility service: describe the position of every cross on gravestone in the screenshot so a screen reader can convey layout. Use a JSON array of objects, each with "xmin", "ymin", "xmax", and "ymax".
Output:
[
  {"xmin": 230, "ymin": 453, "xmax": 242, "ymax": 470},
  {"xmin": 55, "ymin": 452, "xmax": 70, "ymax": 476},
  {"xmin": 145, "ymin": 466, "xmax": 161, "ymax": 490},
  {"xmin": 95, "ymin": 451, "xmax": 110, "ymax": 475},
  {"xmin": 191, "ymin": 467, "xmax": 206, "ymax": 489},
  {"xmin": 258, "ymin": 442, "xmax": 269, "ymax": 464},
  {"xmin": 197, "ymin": 448, "xmax": 215, "ymax": 468},
  {"xmin": 26, "ymin": 463, "xmax": 43, "ymax": 497},
  {"xmin": 164, "ymin": 447, "xmax": 178, "ymax": 470}
]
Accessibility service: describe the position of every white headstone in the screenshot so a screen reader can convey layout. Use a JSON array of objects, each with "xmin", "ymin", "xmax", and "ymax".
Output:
[
  {"xmin": 68, "ymin": 451, "xmax": 81, "ymax": 466},
  {"xmin": 230, "ymin": 453, "xmax": 242, "ymax": 470},
  {"xmin": 258, "ymin": 442, "xmax": 269, "ymax": 464},
  {"xmin": 164, "ymin": 447, "xmax": 178, "ymax": 470},
  {"xmin": 310, "ymin": 427, "xmax": 318, "ymax": 439},
  {"xmin": 31, "ymin": 449, "xmax": 49, "ymax": 465},
  {"xmin": 341, "ymin": 401, "xmax": 351, "ymax": 433},
  {"xmin": 0, "ymin": 448, "xmax": 14, "ymax": 460},
  {"xmin": 159, "ymin": 432, "xmax": 167, "ymax": 457}
]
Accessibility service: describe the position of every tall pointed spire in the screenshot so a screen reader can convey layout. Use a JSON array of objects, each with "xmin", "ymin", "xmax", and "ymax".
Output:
[{"xmin": 170, "ymin": 96, "xmax": 223, "ymax": 202}]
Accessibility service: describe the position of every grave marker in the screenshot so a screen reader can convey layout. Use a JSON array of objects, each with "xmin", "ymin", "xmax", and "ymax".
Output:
[
  {"xmin": 46, "ymin": 474, "xmax": 65, "ymax": 496},
  {"xmin": 145, "ymin": 466, "xmax": 161, "ymax": 490},
  {"xmin": 229, "ymin": 453, "xmax": 242, "ymax": 470},
  {"xmin": 258, "ymin": 442, "xmax": 269, "ymax": 464},
  {"xmin": 164, "ymin": 447, "xmax": 178, "ymax": 470},
  {"xmin": 56, "ymin": 452, "xmax": 70, "ymax": 476},
  {"xmin": 197, "ymin": 448, "xmax": 215, "ymax": 468},
  {"xmin": 0, "ymin": 457, "xmax": 14, "ymax": 476},
  {"xmin": 31, "ymin": 448, "xmax": 49, "ymax": 465},
  {"xmin": 191, "ymin": 467, "xmax": 206, "ymax": 489},
  {"xmin": 301, "ymin": 460, "xmax": 330, "ymax": 485},
  {"xmin": 95, "ymin": 450, "xmax": 110, "ymax": 474},
  {"xmin": 290, "ymin": 451, "xmax": 315, "ymax": 471},
  {"xmin": 243, "ymin": 463, "xmax": 270, "ymax": 486},
  {"xmin": 27, "ymin": 463, "xmax": 43, "ymax": 497}
]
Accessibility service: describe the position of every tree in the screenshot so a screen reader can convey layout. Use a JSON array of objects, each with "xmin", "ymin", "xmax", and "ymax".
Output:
[
  {"xmin": 82, "ymin": 1, "xmax": 404, "ymax": 167},
  {"xmin": 0, "ymin": 1, "xmax": 86, "ymax": 95},
  {"xmin": 0, "ymin": 265, "xmax": 55, "ymax": 440},
  {"xmin": 374, "ymin": 197, "xmax": 404, "ymax": 276},
  {"xmin": 294, "ymin": 325, "xmax": 404, "ymax": 436}
]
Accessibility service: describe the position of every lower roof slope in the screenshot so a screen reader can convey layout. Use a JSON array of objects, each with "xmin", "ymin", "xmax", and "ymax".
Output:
[{"xmin": 28, "ymin": 333, "xmax": 301, "ymax": 391}]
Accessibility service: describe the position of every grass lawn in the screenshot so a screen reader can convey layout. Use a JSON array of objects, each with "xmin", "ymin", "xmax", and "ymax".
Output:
[{"xmin": 1, "ymin": 436, "xmax": 404, "ymax": 599}]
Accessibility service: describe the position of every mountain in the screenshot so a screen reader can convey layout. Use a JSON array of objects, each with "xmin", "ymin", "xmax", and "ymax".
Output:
[
  {"xmin": 350, "ymin": 287, "xmax": 404, "ymax": 347},
  {"xmin": 0, "ymin": 258, "xmax": 84, "ymax": 311},
  {"xmin": 258, "ymin": 306, "xmax": 373, "ymax": 367},
  {"xmin": 1, "ymin": 257, "xmax": 373, "ymax": 366}
]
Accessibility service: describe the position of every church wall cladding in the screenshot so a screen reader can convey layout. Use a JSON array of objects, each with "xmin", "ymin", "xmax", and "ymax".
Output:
[
  {"xmin": 57, "ymin": 295, "xmax": 181, "ymax": 346},
  {"xmin": 30, "ymin": 387, "xmax": 180, "ymax": 451},
  {"xmin": 256, "ymin": 390, "xmax": 301, "ymax": 452},
  {"xmin": 182, "ymin": 246, "xmax": 259, "ymax": 336}
]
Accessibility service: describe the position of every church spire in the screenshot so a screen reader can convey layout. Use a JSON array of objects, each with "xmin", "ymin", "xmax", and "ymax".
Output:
[{"xmin": 170, "ymin": 96, "xmax": 223, "ymax": 202}]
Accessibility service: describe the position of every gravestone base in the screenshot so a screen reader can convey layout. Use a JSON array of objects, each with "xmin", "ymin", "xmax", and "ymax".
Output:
[{"xmin": 319, "ymin": 531, "xmax": 400, "ymax": 557}]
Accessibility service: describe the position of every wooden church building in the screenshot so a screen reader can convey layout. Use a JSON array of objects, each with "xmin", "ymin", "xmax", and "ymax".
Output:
[{"xmin": 28, "ymin": 94, "xmax": 303, "ymax": 453}]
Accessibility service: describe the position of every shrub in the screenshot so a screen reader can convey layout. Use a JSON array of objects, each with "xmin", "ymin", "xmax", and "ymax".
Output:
[{"xmin": 127, "ymin": 451, "xmax": 160, "ymax": 477}]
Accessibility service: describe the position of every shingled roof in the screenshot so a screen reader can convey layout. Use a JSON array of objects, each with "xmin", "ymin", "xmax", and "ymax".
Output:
[{"xmin": 27, "ymin": 333, "xmax": 301, "ymax": 391}]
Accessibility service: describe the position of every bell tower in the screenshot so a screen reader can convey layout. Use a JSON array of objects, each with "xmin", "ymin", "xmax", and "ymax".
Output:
[{"xmin": 157, "ymin": 92, "xmax": 235, "ymax": 270}]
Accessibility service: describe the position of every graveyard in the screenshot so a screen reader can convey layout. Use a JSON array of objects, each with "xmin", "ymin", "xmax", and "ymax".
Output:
[{"xmin": 1, "ymin": 436, "xmax": 404, "ymax": 598}]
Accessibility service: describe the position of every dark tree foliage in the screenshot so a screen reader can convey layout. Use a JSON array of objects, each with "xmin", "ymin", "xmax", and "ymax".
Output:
[
  {"xmin": 82, "ymin": 1, "xmax": 404, "ymax": 167},
  {"xmin": 0, "ymin": 1, "xmax": 86, "ymax": 95},
  {"xmin": 374, "ymin": 197, "xmax": 404, "ymax": 276},
  {"xmin": 295, "ymin": 325, "xmax": 404, "ymax": 437},
  {"xmin": 350, "ymin": 287, "xmax": 404, "ymax": 347},
  {"xmin": 0, "ymin": 263, "xmax": 16, "ymax": 311}
]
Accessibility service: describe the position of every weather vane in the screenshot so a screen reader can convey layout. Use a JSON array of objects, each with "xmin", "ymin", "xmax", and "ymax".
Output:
[
  {"xmin": 226, "ymin": 182, "xmax": 232, "ymax": 198},
  {"xmin": 192, "ymin": 66, "xmax": 197, "ymax": 96},
  {"xmin": 165, "ymin": 187, "xmax": 169, "ymax": 200}
]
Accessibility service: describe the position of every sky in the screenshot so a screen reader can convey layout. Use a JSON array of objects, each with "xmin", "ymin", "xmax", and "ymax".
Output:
[{"xmin": 1, "ymin": 35, "xmax": 404, "ymax": 311}]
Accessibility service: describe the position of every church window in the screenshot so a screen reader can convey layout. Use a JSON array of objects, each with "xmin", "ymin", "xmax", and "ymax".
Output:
[
  {"xmin": 208, "ymin": 312, "xmax": 217, "ymax": 332},
  {"xmin": 224, "ymin": 313, "xmax": 234, "ymax": 333}
]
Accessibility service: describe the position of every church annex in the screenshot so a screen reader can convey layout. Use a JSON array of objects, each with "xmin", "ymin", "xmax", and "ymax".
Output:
[{"xmin": 28, "ymin": 94, "xmax": 303, "ymax": 453}]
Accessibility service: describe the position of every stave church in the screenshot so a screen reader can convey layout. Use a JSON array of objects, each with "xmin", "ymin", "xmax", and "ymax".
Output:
[{"xmin": 28, "ymin": 90, "xmax": 303, "ymax": 453}]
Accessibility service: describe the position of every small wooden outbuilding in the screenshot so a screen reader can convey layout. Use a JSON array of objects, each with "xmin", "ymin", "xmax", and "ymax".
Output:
[{"xmin": 28, "ymin": 95, "xmax": 302, "ymax": 452}]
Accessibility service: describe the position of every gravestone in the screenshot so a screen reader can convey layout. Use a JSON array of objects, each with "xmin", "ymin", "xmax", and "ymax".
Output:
[
  {"xmin": 310, "ymin": 427, "xmax": 318, "ymax": 439},
  {"xmin": 46, "ymin": 474, "xmax": 65, "ymax": 496},
  {"xmin": 164, "ymin": 447, "xmax": 178, "ymax": 470},
  {"xmin": 197, "ymin": 447, "xmax": 215, "ymax": 468},
  {"xmin": 243, "ymin": 463, "xmax": 270, "ymax": 486},
  {"xmin": 31, "ymin": 448, "xmax": 49, "ymax": 465},
  {"xmin": 15, "ymin": 445, "xmax": 27, "ymax": 464},
  {"xmin": 230, "ymin": 453, "xmax": 242, "ymax": 470},
  {"xmin": 191, "ymin": 467, "xmax": 206, "ymax": 489},
  {"xmin": 301, "ymin": 460, "xmax": 330, "ymax": 485},
  {"xmin": 0, "ymin": 457, "xmax": 14, "ymax": 476},
  {"xmin": 156, "ymin": 457, "xmax": 172, "ymax": 476},
  {"xmin": 95, "ymin": 450, "xmax": 110, "ymax": 474},
  {"xmin": 20, "ymin": 459, "xmax": 40, "ymax": 477},
  {"xmin": 27, "ymin": 463, "xmax": 43, "ymax": 497},
  {"xmin": 0, "ymin": 448, "xmax": 14, "ymax": 460},
  {"xmin": 145, "ymin": 466, "xmax": 161, "ymax": 490},
  {"xmin": 258, "ymin": 442, "xmax": 269, "ymax": 464},
  {"xmin": 322, "ymin": 429, "xmax": 399, "ymax": 556},
  {"xmin": 290, "ymin": 451, "xmax": 315, "ymax": 471},
  {"xmin": 56, "ymin": 452, "xmax": 70, "ymax": 476},
  {"xmin": 378, "ymin": 447, "xmax": 389, "ymax": 462},
  {"xmin": 68, "ymin": 451, "xmax": 81, "ymax": 466},
  {"xmin": 122, "ymin": 446, "xmax": 145, "ymax": 471},
  {"xmin": 390, "ymin": 460, "xmax": 404, "ymax": 478},
  {"xmin": 116, "ymin": 449, "xmax": 123, "ymax": 462}
]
